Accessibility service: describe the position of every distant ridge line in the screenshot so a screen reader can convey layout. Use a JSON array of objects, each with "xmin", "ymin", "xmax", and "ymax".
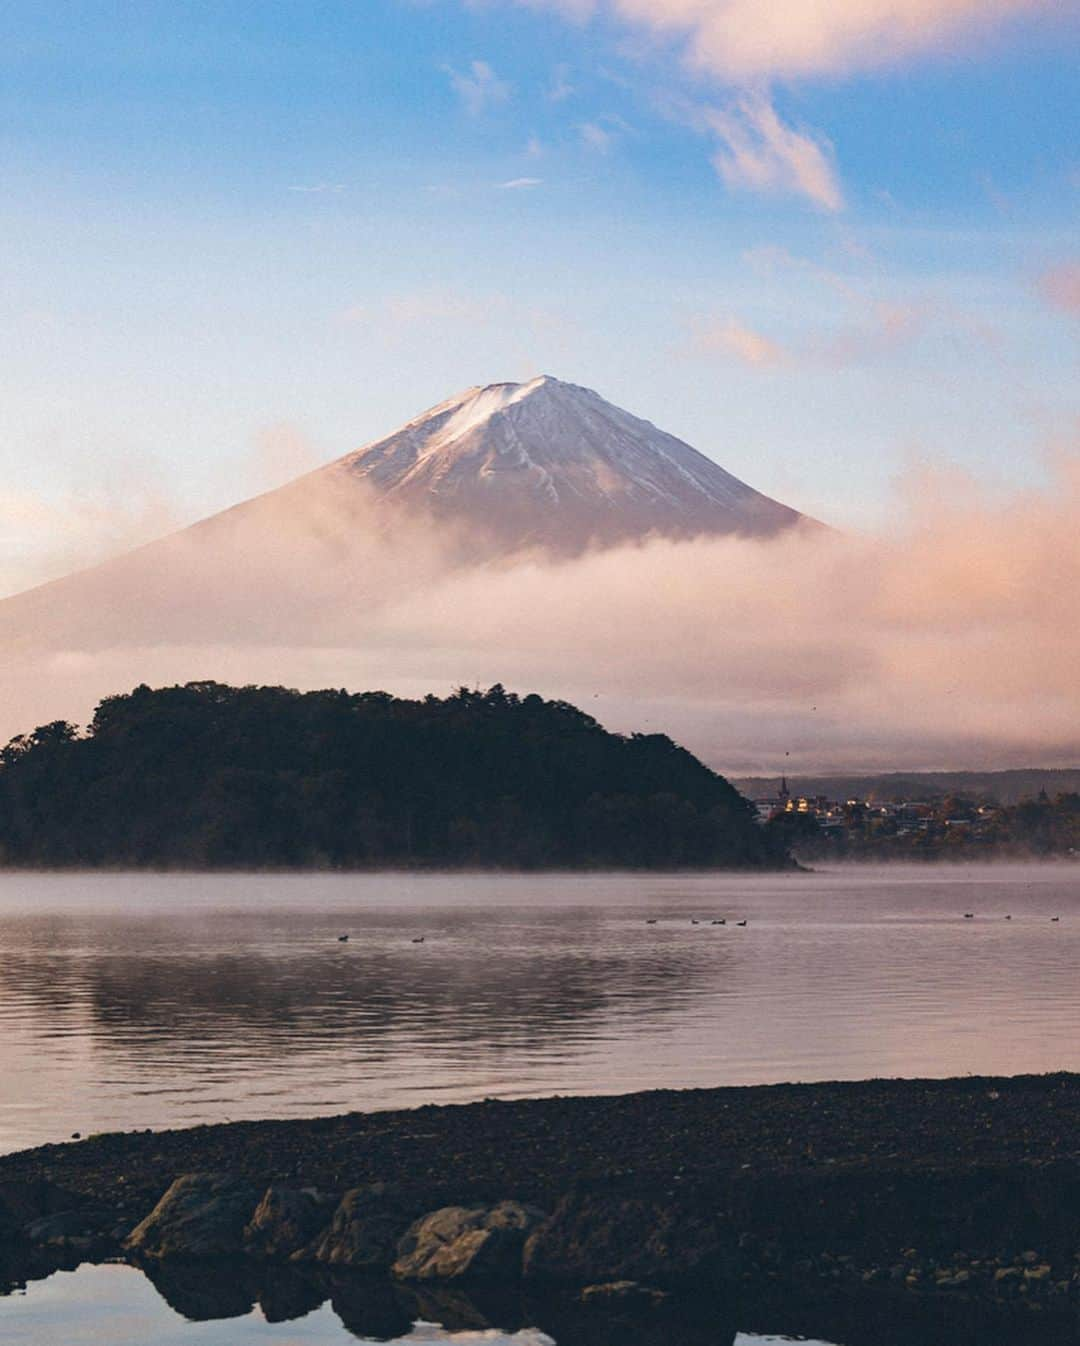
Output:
[{"xmin": 732, "ymin": 769, "xmax": 1080, "ymax": 806}]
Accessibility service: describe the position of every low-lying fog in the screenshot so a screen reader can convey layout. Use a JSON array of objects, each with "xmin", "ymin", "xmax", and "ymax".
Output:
[{"xmin": 1, "ymin": 451, "xmax": 1078, "ymax": 774}]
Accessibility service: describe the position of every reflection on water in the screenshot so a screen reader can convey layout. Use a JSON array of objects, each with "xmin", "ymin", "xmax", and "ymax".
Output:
[
  {"xmin": 0, "ymin": 1260, "xmax": 1073, "ymax": 1346},
  {"xmin": 0, "ymin": 865, "xmax": 1078, "ymax": 1151}
]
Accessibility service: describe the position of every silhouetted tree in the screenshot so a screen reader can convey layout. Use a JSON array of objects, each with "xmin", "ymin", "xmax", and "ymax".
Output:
[{"xmin": 0, "ymin": 681, "xmax": 790, "ymax": 871}]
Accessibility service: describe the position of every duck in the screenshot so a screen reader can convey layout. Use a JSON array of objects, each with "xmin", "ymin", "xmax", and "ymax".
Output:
[
  {"xmin": 690, "ymin": 919, "xmax": 700, "ymax": 925},
  {"xmin": 963, "ymin": 913, "xmax": 975, "ymax": 919},
  {"xmin": 1052, "ymin": 916, "xmax": 1061, "ymax": 922},
  {"xmin": 736, "ymin": 919, "xmax": 748, "ymax": 927},
  {"xmin": 337, "ymin": 934, "xmax": 349, "ymax": 942},
  {"xmin": 711, "ymin": 919, "xmax": 726, "ymax": 926},
  {"xmin": 645, "ymin": 918, "xmax": 658, "ymax": 925},
  {"xmin": 411, "ymin": 936, "xmax": 426, "ymax": 943}
]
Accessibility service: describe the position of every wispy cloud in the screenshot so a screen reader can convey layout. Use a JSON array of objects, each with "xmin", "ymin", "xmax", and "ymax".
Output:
[
  {"xmin": 513, "ymin": 0, "xmax": 1054, "ymax": 81},
  {"xmin": 337, "ymin": 289, "xmax": 573, "ymax": 350},
  {"xmin": 690, "ymin": 316, "xmax": 786, "ymax": 366},
  {"xmin": 687, "ymin": 247, "xmax": 943, "ymax": 370},
  {"xmin": 1038, "ymin": 262, "xmax": 1080, "ymax": 316},
  {"xmin": 548, "ymin": 63, "xmax": 575, "ymax": 101},
  {"xmin": 0, "ymin": 485, "xmax": 182, "ymax": 597},
  {"xmin": 287, "ymin": 182, "xmax": 345, "ymax": 194},
  {"xmin": 705, "ymin": 91, "xmax": 843, "ymax": 212},
  {"xmin": 499, "ymin": 177, "xmax": 544, "ymax": 189},
  {"xmin": 342, "ymin": 289, "xmax": 500, "ymax": 331},
  {"xmin": 579, "ymin": 120, "xmax": 615, "ymax": 152},
  {"xmin": 444, "ymin": 59, "xmax": 512, "ymax": 115}
]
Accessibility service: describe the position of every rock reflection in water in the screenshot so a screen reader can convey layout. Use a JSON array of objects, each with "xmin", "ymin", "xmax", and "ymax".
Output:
[
  {"xmin": 4, "ymin": 1260, "xmax": 1080, "ymax": 1346},
  {"xmin": 143, "ymin": 1259, "xmax": 735, "ymax": 1345}
]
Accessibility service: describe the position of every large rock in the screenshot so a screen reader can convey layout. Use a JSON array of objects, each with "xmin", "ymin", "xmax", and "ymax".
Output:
[
  {"xmin": 297, "ymin": 1184, "xmax": 410, "ymax": 1268},
  {"xmin": 124, "ymin": 1173, "xmax": 260, "ymax": 1259},
  {"xmin": 393, "ymin": 1200, "xmax": 546, "ymax": 1281},
  {"xmin": 522, "ymin": 1190, "xmax": 739, "ymax": 1287},
  {"xmin": 243, "ymin": 1186, "xmax": 334, "ymax": 1260}
]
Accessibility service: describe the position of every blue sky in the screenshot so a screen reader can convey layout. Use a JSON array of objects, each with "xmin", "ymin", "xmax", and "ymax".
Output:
[{"xmin": 2, "ymin": 0, "xmax": 1078, "ymax": 589}]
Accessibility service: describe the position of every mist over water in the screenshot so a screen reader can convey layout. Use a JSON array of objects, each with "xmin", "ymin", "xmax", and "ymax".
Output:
[{"xmin": 0, "ymin": 863, "xmax": 1077, "ymax": 1155}]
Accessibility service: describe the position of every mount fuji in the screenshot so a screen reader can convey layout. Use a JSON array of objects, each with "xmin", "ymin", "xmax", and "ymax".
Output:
[
  {"xmin": 323, "ymin": 374, "xmax": 811, "ymax": 553},
  {"xmin": 0, "ymin": 375, "xmax": 817, "ymax": 664}
]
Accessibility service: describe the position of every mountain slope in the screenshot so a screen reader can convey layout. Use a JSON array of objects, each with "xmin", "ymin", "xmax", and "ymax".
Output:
[
  {"xmin": 0, "ymin": 375, "xmax": 818, "ymax": 735},
  {"xmin": 326, "ymin": 374, "xmax": 810, "ymax": 552}
]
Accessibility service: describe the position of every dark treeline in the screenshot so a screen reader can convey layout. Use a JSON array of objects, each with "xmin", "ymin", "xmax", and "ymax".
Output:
[{"xmin": 0, "ymin": 681, "xmax": 789, "ymax": 870}]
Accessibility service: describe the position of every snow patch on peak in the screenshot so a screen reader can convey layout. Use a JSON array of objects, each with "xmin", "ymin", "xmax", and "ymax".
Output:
[{"xmin": 331, "ymin": 374, "xmax": 812, "ymax": 553}]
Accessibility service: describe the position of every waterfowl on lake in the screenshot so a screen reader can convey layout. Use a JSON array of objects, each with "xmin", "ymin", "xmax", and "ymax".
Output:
[
  {"xmin": 736, "ymin": 920, "xmax": 748, "ymax": 927},
  {"xmin": 690, "ymin": 919, "xmax": 700, "ymax": 925},
  {"xmin": 712, "ymin": 919, "xmax": 725, "ymax": 925},
  {"xmin": 645, "ymin": 918, "xmax": 657, "ymax": 924},
  {"xmin": 963, "ymin": 913, "xmax": 974, "ymax": 919},
  {"xmin": 337, "ymin": 934, "xmax": 349, "ymax": 942},
  {"xmin": 1052, "ymin": 916, "xmax": 1060, "ymax": 922},
  {"xmin": 411, "ymin": 936, "xmax": 426, "ymax": 943}
]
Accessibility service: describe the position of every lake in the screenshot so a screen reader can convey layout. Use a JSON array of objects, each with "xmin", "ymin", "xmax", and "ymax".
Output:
[
  {"xmin": 3, "ymin": 862, "xmax": 1080, "ymax": 1344},
  {"xmin": 0, "ymin": 1259, "xmax": 840, "ymax": 1346},
  {"xmin": 2, "ymin": 1257, "xmax": 1070, "ymax": 1346},
  {"xmin": 0, "ymin": 863, "xmax": 1077, "ymax": 1156}
]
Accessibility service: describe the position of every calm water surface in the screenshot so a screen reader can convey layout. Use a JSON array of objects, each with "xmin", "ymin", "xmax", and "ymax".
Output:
[
  {"xmin": 0, "ymin": 864, "xmax": 1077, "ymax": 1153},
  {"xmin": 0, "ymin": 1262, "xmax": 841, "ymax": 1346}
]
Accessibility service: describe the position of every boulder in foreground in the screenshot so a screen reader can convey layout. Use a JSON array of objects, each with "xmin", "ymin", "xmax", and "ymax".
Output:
[
  {"xmin": 125, "ymin": 1173, "xmax": 260, "ymax": 1259},
  {"xmin": 393, "ymin": 1201, "xmax": 547, "ymax": 1280},
  {"xmin": 243, "ymin": 1185, "xmax": 335, "ymax": 1260},
  {"xmin": 299, "ymin": 1184, "xmax": 412, "ymax": 1268}
]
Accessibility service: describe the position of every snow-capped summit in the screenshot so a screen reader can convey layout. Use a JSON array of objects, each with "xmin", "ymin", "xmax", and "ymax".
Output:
[
  {"xmin": 0, "ymin": 375, "xmax": 816, "ymax": 660},
  {"xmin": 325, "ymin": 374, "xmax": 811, "ymax": 553}
]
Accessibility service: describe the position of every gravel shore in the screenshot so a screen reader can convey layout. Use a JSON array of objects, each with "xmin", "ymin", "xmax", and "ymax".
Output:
[{"xmin": 3, "ymin": 1073, "xmax": 1080, "ymax": 1321}]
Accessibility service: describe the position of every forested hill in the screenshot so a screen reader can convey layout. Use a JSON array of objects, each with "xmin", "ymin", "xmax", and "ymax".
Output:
[{"xmin": 0, "ymin": 682, "xmax": 788, "ymax": 870}]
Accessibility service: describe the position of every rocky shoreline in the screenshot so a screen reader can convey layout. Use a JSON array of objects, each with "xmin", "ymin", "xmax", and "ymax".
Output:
[{"xmin": 3, "ymin": 1074, "xmax": 1080, "ymax": 1335}]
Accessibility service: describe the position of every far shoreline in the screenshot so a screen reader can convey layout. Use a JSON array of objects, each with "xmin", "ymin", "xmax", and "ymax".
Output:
[{"xmin": 4, "ymin": 855, "xmax": 1080, "ymax": 877}]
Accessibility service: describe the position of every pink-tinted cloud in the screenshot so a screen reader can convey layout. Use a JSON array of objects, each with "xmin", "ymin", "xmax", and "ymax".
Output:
[
  {"xmin": 0, "ymin": 486, "xmax": 182, "ymax": 598},
  {"xmin": 2, "ymin": 446, "xmax": 1079, "ymax": 772},
  {"xmin": 687, "ymin": 297, "xmax": 927, "ymax": 371},
  {"xmin": 690, "ymin": 315, "xmax": 787, "ymax": 366},
  {"xmin": 515, "ymin": 0, "xmax": 1055, "ymax": 80},
  {"xmin": 1038, "ymin": 262, "xmax": 1080, "ymax": 316},
  {"xmin": 704, "ymin": 92, "xmax": 843, "ymax": 210}
]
